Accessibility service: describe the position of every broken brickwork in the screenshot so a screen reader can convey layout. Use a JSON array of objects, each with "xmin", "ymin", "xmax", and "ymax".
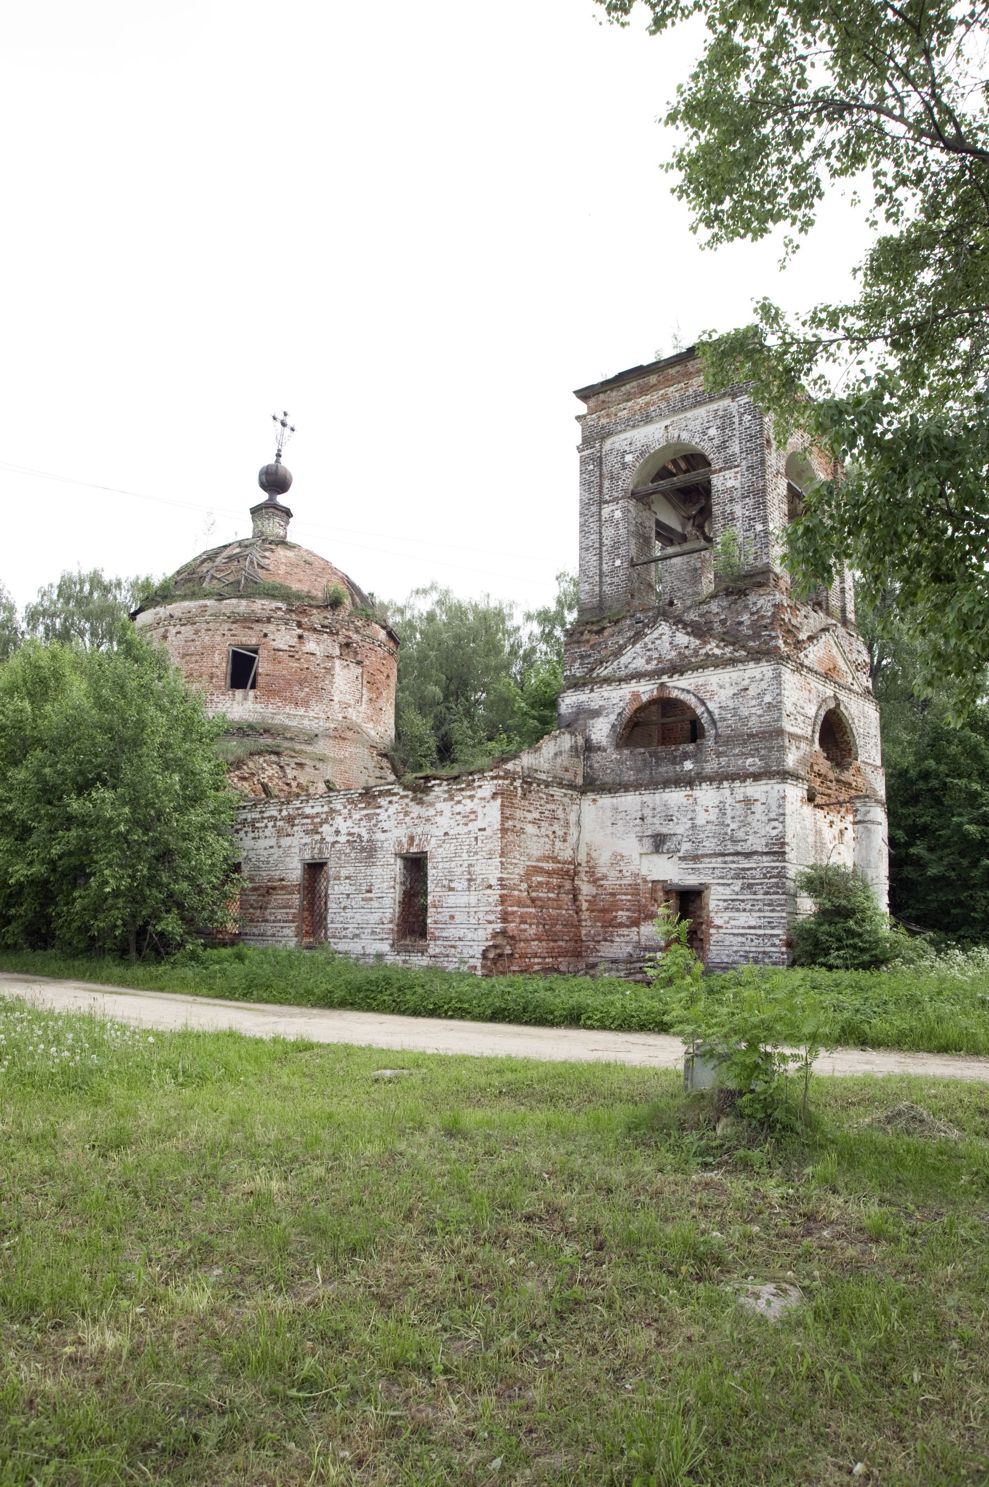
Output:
[
  {"xmin": 136, "ymin": 547, "xmax": 398, "ymax": 795},
  {"xmin": 144, "ymin": 350, "xmax": 887, "ymax": 974},
  {"xmin": 560, "ymin": 350, "xmax": 887, "ymax": 971},
  {"xmin": 236, "ymin": 732, "xmax": 583, "ymax": 974}
]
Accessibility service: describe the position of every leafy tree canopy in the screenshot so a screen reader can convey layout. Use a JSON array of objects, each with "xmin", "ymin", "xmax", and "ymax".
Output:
[
  {"xmin": 0, "ymin": 632, "xmax": 238, "ymax": 958},
  {"xmin": 388, "ymin": 573, "xmax": 577, "ymax": 773},
  {"xmin": 0, "ymin": 580, "xmax": 19, "ymax": 662},
  {"xmin": 24, "ymin": 568, "xmax": 158, "ymax": 652},
  {"xmin": 599, "ymin": 0, "xmax": 989, "ymax": 710},
  {"xmin": 858, "ymin": 594, "xmax": 989, "ymax": 941}
]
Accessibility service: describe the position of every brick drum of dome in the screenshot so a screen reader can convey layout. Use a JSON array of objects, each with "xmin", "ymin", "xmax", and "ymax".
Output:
[{"xmin": 135, "ymin": 526, "xmax": 398, "ymax": 799}]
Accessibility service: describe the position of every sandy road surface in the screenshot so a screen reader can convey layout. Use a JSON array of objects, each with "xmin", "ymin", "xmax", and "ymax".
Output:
[{"xmin": 2, "ymin": 972, "xmax": 989, "ymax": 1082}]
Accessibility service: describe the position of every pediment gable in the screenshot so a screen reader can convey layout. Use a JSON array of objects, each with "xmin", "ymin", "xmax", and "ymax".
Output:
[
  {"xmin": 591, "ymin": 615, "xmax": 750, "ymax": 679},
  {"xmin": 797, "ymin": 626, "xmax": 871, "ymax": 691}
]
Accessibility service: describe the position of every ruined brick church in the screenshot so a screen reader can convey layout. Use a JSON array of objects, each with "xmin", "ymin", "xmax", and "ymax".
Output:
[{"xmin": 135, "ymin": 352, "xmax": 887, "ymax": 973}]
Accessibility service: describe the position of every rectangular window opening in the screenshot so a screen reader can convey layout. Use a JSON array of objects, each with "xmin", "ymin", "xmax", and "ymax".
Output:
[
  {"xmin": 229, "ymin": 646, "xmax": 259, "ymax": 690},
  {"xmin": 300, "ymin": 860, "xmax": 329, "ymax": 947},
  {"xmin": 396, "ymin": 854, "xmax": 428, "ymax": 944}
]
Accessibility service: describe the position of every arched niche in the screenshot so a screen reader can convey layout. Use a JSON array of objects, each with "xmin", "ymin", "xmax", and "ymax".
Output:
[
  {"xmin": 630, "ymin": 443, "xmax": 713, "ymax": 551},
  {"xmin": 617, "ymin": 689, "xmax": 714, "ymax": 749},
  {"xmin": 815, "ymin": 703, "xmax": 857, "ymax": 767}
]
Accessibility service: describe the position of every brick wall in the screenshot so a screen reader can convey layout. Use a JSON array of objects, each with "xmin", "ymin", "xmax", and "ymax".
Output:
[
  {"xmin": 562, "ymin": 351, "xmax": 887, "ymax": 969},
  {"xmin": 137, "ymin": 597, "xmax": 398, "ymax": 792},
  {"xmin": 234, "ymin": 733, "xmax": 585, "ymax": 973},
  {"xmin": 218, "ymin": 350, "xmax": 889, "ymax": 978}
]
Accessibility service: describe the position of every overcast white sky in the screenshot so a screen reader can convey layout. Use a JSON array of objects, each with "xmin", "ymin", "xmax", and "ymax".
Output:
[{"xmin": 0, "ymin": 0, "xmax": 873, "ymax": 617}]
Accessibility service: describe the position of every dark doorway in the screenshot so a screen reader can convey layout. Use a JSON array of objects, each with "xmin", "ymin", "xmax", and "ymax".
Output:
[
  {"xmin": 396, "ymin": 854, "xmax": 428, "ymax": 944},
  {"xmin": 670, "ymin": 887, "xmax": 707, "ymax": 961},
  {"xmin": 300, "ymin": 860, "xmax": 329, "ymax": 946}
]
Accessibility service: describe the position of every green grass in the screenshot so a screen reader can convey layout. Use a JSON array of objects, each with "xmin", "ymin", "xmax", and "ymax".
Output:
[
  {"xmin": 2, "ymin": 945, "xmax": 989, "ymax": 1055},
  {"xmin": 1, "ymin": 994, "xmax": 988, "ymax": 1484}
]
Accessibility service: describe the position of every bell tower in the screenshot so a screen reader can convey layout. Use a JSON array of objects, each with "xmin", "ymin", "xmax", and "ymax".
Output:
[{"xmin": 560, "ymin": 349, "xmax": 887, "ymax": 971}]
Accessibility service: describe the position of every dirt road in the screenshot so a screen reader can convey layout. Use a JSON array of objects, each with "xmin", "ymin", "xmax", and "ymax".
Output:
[{"xmin": 2, "ymin": 971, "xmax": 989, "ymax": 1082}]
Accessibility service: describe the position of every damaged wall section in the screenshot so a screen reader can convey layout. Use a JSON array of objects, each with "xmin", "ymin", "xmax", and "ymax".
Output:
[{"xmin": 235, "ymin": 732, "xmax": 585, "ymax": 975}]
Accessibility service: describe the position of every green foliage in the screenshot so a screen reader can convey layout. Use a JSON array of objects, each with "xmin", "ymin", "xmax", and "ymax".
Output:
[
  {"xmin": 388, "ymin": 572, "xmax": 576, "ymax": 772},
  {"xmin": 524, "ymin": 570, "xmax": 579, "ymax": 661},
  {"xmin": 0, "ymin": 633, "xmax": 238, "ymax": 958},
  {"xmin": 24, "ymin": 568, "xmax": 157, "ymax": 652},
  {"xmin": 665, "ymin": 966, "xmax": 825, "ymax": 1124},
  {"xmin": 791, "ymin": 865, "xmax": 895, "ymax": 970},
  {"xmin": 857, "ymin": 594, "xmax": 989, "ymax": 942},
  {"xmin": 214, "ymin": 737, "xmax": 285, "ymax": 765},
  {"xmin": 1, "ymin": 994, "xmax": 987, "ymax": 1486},
  {"xmin": 711, "ymin": 526, "xmax": 754, "ymax": 580},
  {"xmin": 6, "ymin": 942, "xmax": 989, "ymax": 1053},
  {"xmin": 324, "ymin": 582, "xmax": 348, "ymax": 609},
  {"xmin": 647, "ymin": 905, "xmax": 703, "ymax": 988},
  {"xmin": 598, "ymin": 0, "xmax": 989, "ymax": 711},
  {"xmin": 886, "ymin": 713, "xmax": 989, "ymax": 941},
  {"xmin": 0, "ymin": 579, "xmax": 20, "ymax": 662},
  {"xmin": 140, "ymin": 578, "xmax": 334, "ymax": 610}
]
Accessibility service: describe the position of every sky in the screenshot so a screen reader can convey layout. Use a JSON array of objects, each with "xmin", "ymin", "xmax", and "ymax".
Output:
[{"xmin": 0, "ymin": 0, "xmax": 875, "ymax": 618}]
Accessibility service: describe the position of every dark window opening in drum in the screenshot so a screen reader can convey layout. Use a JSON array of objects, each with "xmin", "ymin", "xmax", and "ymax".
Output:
[{"xmin": 228, "ymin": 646, "xmax": 259, "ymax": 690}]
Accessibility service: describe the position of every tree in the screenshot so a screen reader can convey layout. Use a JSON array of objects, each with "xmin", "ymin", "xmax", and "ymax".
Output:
[
  {"xmin": 0, "ymin": 581, "xmax": 19, "ymax": 662},
  {"xmin": 524, "ymin": 571, "xmax": 578, "ymax": 665},
  {"xmin": 0, "ymin": 632, "xmax": 238, "ymax": 958},
  {"xmin": 858, "ymin": 595, "xmax": 989, "ymax": 941},
  {"xmin": 885, "ymin": 710, "xmax": 989, "ymax": 940},
  {"xmin": 24, "ymin": 568, "xmax": 157, "ymax": 652},
  {"xmin": 598, "ymin": 0, "xmax": 989, "ymax": 710},
  {"xmin": 389, "ymin": 573, "xmax": 577, "ymax": 773}
]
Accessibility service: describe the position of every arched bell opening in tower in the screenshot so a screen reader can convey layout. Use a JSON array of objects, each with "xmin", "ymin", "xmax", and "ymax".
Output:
[
  {"xmin": 631, "ymin": 444, "xmax": 713, "ymax": 554},
  {"xmin": 784, "ymin": 450, "xmax": 822, "ymax": 523}
]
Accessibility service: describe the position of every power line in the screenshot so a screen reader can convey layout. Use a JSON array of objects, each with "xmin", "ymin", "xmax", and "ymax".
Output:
[
  {"xmin": 0, "ymin": 460, "xmax": 566, "ymax": 591},
  {"xmin": 0, "ymin": 459, "xmax": 558, "ymax": 567}
]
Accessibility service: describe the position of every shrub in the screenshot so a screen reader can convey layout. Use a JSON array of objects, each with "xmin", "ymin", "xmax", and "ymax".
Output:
[
  {"xmin": 0, "ymin": 636, "xmax": 237, "ymax": 959},
  {"xmin": 791, "ymin": 864, "xmax": 895, "ymax": 970},
  {"xmin": 665, "ymin": 966, "xmax": 826, "ymax": 1125}
]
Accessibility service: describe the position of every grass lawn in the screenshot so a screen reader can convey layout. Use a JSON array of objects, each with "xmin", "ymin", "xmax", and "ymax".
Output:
[{"xmin": 1, "ymin": 994, "xmax": 988, "ymax": 1486}]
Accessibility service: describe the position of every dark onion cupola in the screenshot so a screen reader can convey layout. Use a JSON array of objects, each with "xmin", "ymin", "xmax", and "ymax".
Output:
[{"xmin": 251, "ymin": 410, "xmax": 295, "ymax": 540}]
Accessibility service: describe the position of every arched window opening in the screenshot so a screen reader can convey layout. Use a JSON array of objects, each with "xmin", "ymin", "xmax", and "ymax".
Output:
[
  {"xmin": 632, "ymin": 447, "xmax": 713, "ymax": 553},
  {"xmin": 785, "ymin": 452, "xmax": 821, "ymax": 523},
  {"xmin": 785, "ymin": 452, "xmax": 831, "ymax": 610},
  {"xmin": 621, "ymin": 696, "xmax": 705, "ymax": 749},
  {"xmin": 818, "ymin": 707, "xmax": 855, "ymax": 767}
]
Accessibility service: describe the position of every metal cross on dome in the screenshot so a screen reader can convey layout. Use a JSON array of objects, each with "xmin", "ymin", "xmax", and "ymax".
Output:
[{"xmin": 271, "ymin": 410, "xmax": 296, "ymax": 462}]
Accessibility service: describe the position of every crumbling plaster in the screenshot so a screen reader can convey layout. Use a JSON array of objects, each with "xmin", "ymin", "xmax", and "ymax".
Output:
[{"xmin": 147, "ymin": 349, "xmax": 888, "ymax": 975}]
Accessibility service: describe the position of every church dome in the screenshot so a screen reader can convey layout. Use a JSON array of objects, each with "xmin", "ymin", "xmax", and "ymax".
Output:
[
  {"xmin": 136, "ymin": 536, "xmax": 375, "ymax": 615},
  {"xmin": 133, "ymin": 418, "xmax": 397, "ymax": 799}
]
